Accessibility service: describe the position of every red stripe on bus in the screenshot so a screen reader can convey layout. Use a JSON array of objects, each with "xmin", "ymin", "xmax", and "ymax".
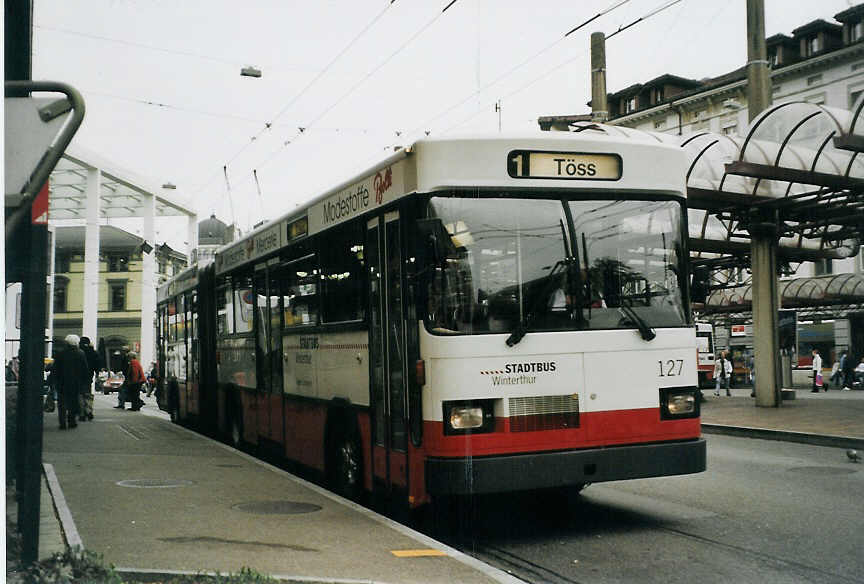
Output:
[{"xmin": 423, "ymin": 408, "xmax": 700, "ymax": 458}]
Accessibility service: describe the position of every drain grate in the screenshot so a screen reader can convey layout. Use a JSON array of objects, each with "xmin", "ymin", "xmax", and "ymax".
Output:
[
  {"xmin": 116, "ymin": 479, "xmax": 194, "ymax": 488},
  {"xmin": 786, "ymin": 466, "xmax": 858, "ymax": 476},
  {"xmin": 231, "ymin": 500, "xmax": 322, "ymax": 515}
]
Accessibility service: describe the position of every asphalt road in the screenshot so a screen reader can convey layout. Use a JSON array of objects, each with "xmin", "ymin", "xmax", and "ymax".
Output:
[{"xmin": 440, "ymin": 435, "xmax": 864, "ymax": 584}]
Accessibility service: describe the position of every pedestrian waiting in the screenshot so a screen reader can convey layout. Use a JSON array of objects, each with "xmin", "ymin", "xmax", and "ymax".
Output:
[
  {"xmin": 714, "ymin": 350, "xmax": 732, "ymax": 396},
  {"xmin": 78, "ymin": 336, "xmax": 101, "ymax": 421},
  {"xmin": 811, "ymin": 348, "xmax": 825, "ymax": 393},
  {"xmin": 53, "ymin": 334, "xmax": 90, "ymax": 429}
]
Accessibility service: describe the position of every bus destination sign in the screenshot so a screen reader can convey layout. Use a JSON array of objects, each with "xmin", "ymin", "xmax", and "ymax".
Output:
[{"xmin": 507, "ymin": 150, "xmax": 622, "ymax": 181}]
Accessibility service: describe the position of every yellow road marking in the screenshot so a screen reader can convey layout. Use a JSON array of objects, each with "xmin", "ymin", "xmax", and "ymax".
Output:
[{"xmin": 391, "ymin": 549, "xmax": 447, "ymax": 557}]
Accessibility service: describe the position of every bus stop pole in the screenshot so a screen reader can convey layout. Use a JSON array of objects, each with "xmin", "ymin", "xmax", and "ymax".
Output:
[{"xmin": 17, "ymin": 215, "xmax": 48, "ymax": 564}]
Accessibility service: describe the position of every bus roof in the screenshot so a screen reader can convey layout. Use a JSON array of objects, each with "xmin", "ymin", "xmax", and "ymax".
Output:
[{"xmin": 214, "ymin": 129, "xmax": 688, "ymax": 276}]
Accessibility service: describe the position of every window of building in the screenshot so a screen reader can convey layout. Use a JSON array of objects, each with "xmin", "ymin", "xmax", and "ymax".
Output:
[
  {"xmin": 53, "ymin": 281, "xmax": 68, "ymax": 313},
  {"xmin": 320, "ymin": 224, "xmax": 365, "ymax": 323},
  {"xmin": 654, "ymin": 119, "xmax": 666, "ymax": 129},
  {"xmin": 806, "ymin": 35, "xmax": 821, "ymax": 56},
  {"xmin": 651, "ymin": 87, "xmax": 664, "ymax": 104},
  {"xmin": 157, "ymin": 260, "xmax": 167, "ymax": 274},
  {"xmin": 849, "ymin": 87, "xmax": 864, "ymax": 109},
  {"xmin": 55, "ymin": 253, "xmax": 71, "ymax": 273},
  {"xmin": 852, "ymin": 21, "xmax": 864, "ymax": 42},
  {"xmin": 109, "ymin": 282, "xmax": 127, "ymax": 311},
  {"xmin": 624, "ymin": 97, "xmax": 636, "ymax": 113},
  {"xmin": 769, "ymin": 50, "xmax": 779, "ymax": 67},
  {"xmin": 107, "ymin": 253, "xmax": 129, "ymax": 272},
  {"xmin": 805, "ymin": 93, "xmax": 826, "ymax": 105},
  {"xmin": 723, "ymin": 124, "xmax": 738, "ymax": 136},
  {"xmin": 806, "ymin": 74, "xmax": 822, "ymax": 86},
  {"xmin": 814, "ymin": 259, "xmax": 833, "ymax": 276}
]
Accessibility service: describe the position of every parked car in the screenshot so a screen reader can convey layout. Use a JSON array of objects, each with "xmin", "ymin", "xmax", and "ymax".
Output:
[{"xmin": 102, "ymin": 372, "xmax": 124, "ymax": 394}]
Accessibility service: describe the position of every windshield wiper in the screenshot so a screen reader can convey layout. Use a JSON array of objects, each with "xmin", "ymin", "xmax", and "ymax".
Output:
[
  {"xmin": 506, "ymin": 259, "xmax": 567, "ymax": 347},
  {"xmin": 619, "ymin": 305, "xmax": 656, "ymax": 342},
  {"xmin": 505, "ymin": 257, "xmax": 581, "ymax": 347}
]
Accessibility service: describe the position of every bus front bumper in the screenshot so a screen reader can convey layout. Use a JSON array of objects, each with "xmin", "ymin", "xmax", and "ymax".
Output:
[{"xmin": 426, "ymin": 438, "xmax": 706, "ymax": 495}]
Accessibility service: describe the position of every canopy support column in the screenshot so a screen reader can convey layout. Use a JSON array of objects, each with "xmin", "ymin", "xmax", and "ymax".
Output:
[
  {"xmin": 750, "ymin": 212, "xmax": 781, "ymax": 407},
  {"xmin": 83, "ymin": 168, "xmax": 101, "ymax": 342},
  {"xmin": 140, "ymin": 194, "xmax": 156, "ymax": 368}
]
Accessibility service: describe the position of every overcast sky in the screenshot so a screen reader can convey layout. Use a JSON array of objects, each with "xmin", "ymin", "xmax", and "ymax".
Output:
[{"xmin": 32, "ymin": 0, "xmax": 859, "ymax": 245}]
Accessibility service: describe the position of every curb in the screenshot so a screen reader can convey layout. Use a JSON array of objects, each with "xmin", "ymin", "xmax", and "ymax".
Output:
[
  {"xmin": 114, "ymin": 568, "xmax": 380, "ymax": 583},
  {"xmin": 702, "ymin": 423, "xmax": 864, "ymax": 450}
]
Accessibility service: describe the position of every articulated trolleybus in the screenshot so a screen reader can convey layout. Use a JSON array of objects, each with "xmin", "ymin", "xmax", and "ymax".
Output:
[{"xmin": 157, "ymin": 128, "xmax": 706, "ymax": 508}]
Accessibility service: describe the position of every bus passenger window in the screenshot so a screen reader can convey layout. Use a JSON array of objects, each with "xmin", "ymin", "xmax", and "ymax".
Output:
[
  {"xmin": 217, "ymin": 286, "xmax": 234, "ymax": 335},
  {"xmin": 234, "ymin": 277, "xmax": 254, "ymax": 334},
  {"xmin": 320, "ymin": 224, "xmax": 365, "ymax": 323},
  {"xmin": 284, "ymin": 256, "xmax": 318, "ymax": 327}
]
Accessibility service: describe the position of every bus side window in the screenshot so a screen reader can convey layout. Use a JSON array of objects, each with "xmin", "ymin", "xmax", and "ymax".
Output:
[
  {"xmin": 320, "ymin": 223, "xmax": 365, "ymax": 323},
  {"xmin": 284, "ymin": 255, "xmax": 319, "ymax": 327},
  {"xmin": 234, "ymin": 276, "xmax": 253, "ymax": 334},
  {"xmin": 217, "ymin": 284, "xmax": 234, "ymax": 335}
]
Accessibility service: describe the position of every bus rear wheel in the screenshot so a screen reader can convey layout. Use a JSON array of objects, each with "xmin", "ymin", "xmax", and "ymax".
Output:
[
  {"xmin": 229, "ymin": 414, "xmax": 243, "ymax": 449},
  {"xmin": 330, "ymin": 432, "xmax": 362, "ymax": 501}
]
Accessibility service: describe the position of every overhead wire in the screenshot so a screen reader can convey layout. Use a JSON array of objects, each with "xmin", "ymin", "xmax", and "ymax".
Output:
[
  {"xmin": 606, "ymin": 0, "xmax": 683, "ymax": 40},
  {"xmin": 83, "ymin": 90, "xmax": 280, "ymax": 124},
  {"xmin": 191, "ymin": 0, "xmax": 400, "ymax": 208},
  {"xmin": 299, "ymin": 0, "xmax": 463, "ymax": 133},
  {"xmin": 84, "ymin": 90, "xmax": 389, "ymax": 134},
  {"xmin": 218, "ymin": 0, "xmax": 464, "ymax": 209},
  {"xmin": 35, "ymin": 24, "xmax": 245, "ymax": 66},
  {"xmin": 440, "ymin": 0, "xmax": 688, "ymax": 136},
  {"xmin": 403, "ymin": 0, "xmax": 632, "ymax": 140}
]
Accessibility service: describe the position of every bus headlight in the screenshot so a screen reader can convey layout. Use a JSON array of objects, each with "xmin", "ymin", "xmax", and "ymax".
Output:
[
  {"xmin": 660, "ymin": 387, "xmax": 700, "ymax": 420},
  {"xmin": 443, "ymin": 400, "xmax": 495, "ymax": 435}
]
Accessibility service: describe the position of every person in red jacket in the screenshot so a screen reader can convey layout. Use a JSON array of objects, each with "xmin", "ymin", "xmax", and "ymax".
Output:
[{"xmin": 125, "ymin": 351, "xmax": 147, "ymax": 411}]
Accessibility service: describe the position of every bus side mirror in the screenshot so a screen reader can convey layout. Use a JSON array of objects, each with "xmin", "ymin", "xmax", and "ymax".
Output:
[{"xmin": 415, "ymin": 218, "xmax": 457, "ymax": 269}]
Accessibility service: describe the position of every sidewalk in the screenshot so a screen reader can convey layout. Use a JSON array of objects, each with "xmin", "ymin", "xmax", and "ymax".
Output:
[
  {"xmin": 31, "ymin": 394, "xmax": 518, "ymax": 584},
  {"xmin": 700, "ymin": 385, "xmax": 864, "ymax": 449},
  {"xmin": 15, "ymin": 386, "xmax": 864, "ymax": 582}
]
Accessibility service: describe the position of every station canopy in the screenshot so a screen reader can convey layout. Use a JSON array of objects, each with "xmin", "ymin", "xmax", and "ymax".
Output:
[
  {"xmin": 681, "ymin": 99, "xmax": 864, "ymax": 264},
  {"xmin": 571, "ymin": 109, "xmax": 864, "ymax": 265},
  {"xmin": 704, "ymin": 273, "xmax": 864, "ymax": 318},
  {"xmin": 48, "ymin": 143, "xmax": 195, "ymax": 220}
]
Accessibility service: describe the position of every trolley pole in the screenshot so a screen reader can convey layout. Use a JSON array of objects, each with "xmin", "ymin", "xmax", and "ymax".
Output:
[
  {"xmin": 746, "ymin": 0, "xmax": 780, "ymax": 407},
  {"xmin": 590, "ymin": 32, "xmax": 608, "ymax": 123}
]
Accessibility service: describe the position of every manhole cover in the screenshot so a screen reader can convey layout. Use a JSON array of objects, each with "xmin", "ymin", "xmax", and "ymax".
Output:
[
  {"xmin": 231, "ymin": 500, "xmax": 322, "ymax": 515},
  {"xmin": 787, "ymin": 466, "xmax": 858, "ymax": 475},
  {"xmin": 116, "ymin": 479, "xmax": 195, "ymax": 488}
]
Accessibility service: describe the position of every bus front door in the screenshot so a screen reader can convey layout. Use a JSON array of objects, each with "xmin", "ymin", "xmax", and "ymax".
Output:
[{"xmin": 367, "ymin": 212, "xmax": 409, "ymax": 498}]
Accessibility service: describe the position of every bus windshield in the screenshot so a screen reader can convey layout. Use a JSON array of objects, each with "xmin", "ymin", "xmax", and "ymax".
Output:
[{"xmin": 422, "ymin": 195, "xmax": 687, "ymax": 336}]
